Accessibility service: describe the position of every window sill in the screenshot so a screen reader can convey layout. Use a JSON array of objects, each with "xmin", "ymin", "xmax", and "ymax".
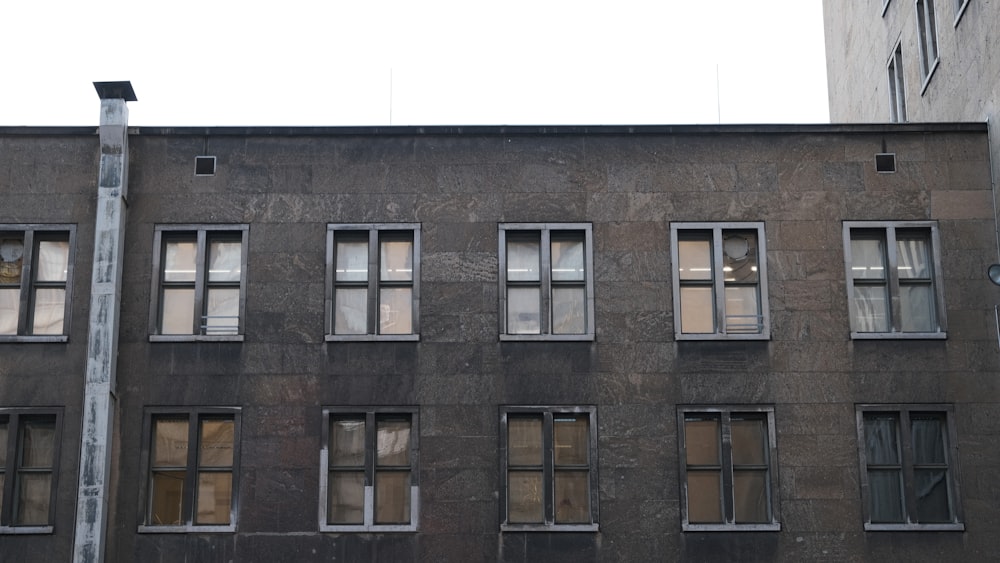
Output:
[
  {"xmin": 138, "ymin": 524, "xmax": 236, "ymax": 534},
  {"xmin": 675, "ymin": 333, "xmax": 770, "ymax": 341},
  {"xmin": 325, "ymin": 334, "xmax": 419, "ymax": 342},
  {"xmin": 0, "ymin": 335, "xmax": 68, "ymax": 343},
  {"xmin": 0, "ymin": 525, "xmax": 54, "ymax": 534},
  {"xmin": 501, "ymin": 523, "xmax": 599, "ymax": 532},
  {"xmin": 683, "ymin": 523, "xmax": 781, "ymax": 532},
  {"xmin": 920, "ymin": 58, "xmax": 940, "ymax": 95},
  {"xmin": 850, "ymin": 331, "xmax": 946, "ymax": 340},
  {"xmin": 500, "ymin": 334, "xmax": 595, "ymax": 342},
  {"xmin": 149, "ymin": 334, "xmax": 244, "ymax": 343},
  {"xmin": 320, "ymin": 524, "xmax": 418, "ymax": 533},
  {"xmin": 864, "ymin": 522, "xmax": 964, "ymax": 532},
  {"xmin": 954, "ymin": 0, "xmax": 969, "ymax": 27}
]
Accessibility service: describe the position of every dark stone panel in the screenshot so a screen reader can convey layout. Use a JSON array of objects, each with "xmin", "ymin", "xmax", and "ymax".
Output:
[{"xmin": 680, "ymin": 532, "xmax": 781, "ymax": 563}]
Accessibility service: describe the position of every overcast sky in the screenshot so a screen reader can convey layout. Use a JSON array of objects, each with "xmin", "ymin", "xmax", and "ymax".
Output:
[{"xmin": 0, "ymin": 0, "xmax": 829, "ymax": 127}]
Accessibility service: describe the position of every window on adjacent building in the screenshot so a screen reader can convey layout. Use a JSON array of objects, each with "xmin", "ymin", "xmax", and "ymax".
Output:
[
  {"xmin": 916, "ymin": 0, "xmax": 940, "ymax": 88},
  {"xmin": 843, "ymin": 222, "xmax": 945, "ymax": 338},
  {"xmin": 149, "ymin": 225, "xmax": 248, "ymax": 341},
  {"xmin": 326, "ymin": 224, "xmax": 420, "ymax": 341},
  {"xmin": 856, "ymin": 405, "xmax": 964, "ymax": 531},
  {"xmin": 888, "ymin": 44, "xmax": 907, "ymax": 122},
  {"xmin": 321, "ymin": 408, "xmax": 418, "ymax": 531},
  {"xmin": 500, "ymin": 406, "xmax": 599, "ymax": 531},
  {"xmin": 498, "ymin": 224, "xmax": 595, "ymax": 341},
  {"xmin": 678, "ymin": 406, "xmax": 780, "ymax": 531},
  {"xmin": 0, "ymin": 409, "xmax": 61, "ymax": 533},
  {"xmin": 671, "ymin": 223, "xmax": 769, "ymax": 340},
  {"xmin": 140, "ymin": 409, "xmax": 239, "ymax": 532},
  {"xmin": 0, "ymin": 226, "xmax": 75, "ymax": 342}
]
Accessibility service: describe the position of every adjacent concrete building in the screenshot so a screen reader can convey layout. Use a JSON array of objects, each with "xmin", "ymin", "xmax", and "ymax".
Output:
[{"xmin": 2, "ymin": 85, "xmax": 1000, "ymax": 561}]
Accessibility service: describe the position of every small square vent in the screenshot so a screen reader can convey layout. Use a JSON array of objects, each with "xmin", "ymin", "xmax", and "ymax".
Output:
[
  {"xmin": 875, "ymin": 153, "xmax": 896, "ymax": 173},
  {"xmin": 195, "ymin": 156, "xmax": 217, "ymax": 176}
]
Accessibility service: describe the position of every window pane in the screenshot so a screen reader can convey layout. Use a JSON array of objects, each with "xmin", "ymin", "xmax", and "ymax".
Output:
[
  {"xmin": 16, "ymin": 473, "xmax": 51, "ymax": 525},
  {"xmin": 380, "ymin": 240, "xmax": 413, "ymax": 282},
  {"xmin": 329, "ymin": 471, "xmax": 365, "ymax": 524},
  {"xmin": 0, "ymin": 420, "xmax": 7, "ymax": 467},
  {"xmin": 330, "ymin": 418, "xmax": 366, "ymax": 467},
  {"xmin": 724, "ymin": 286, "xmax": 760, "ymax": 334},
  {"xmin": 205, "ymin": 288, "xmax": 240, "ymax": 334},
  {"xmin": 164, "ymin": 241, "xmax": 197, "ymax": 282},
  {"xmin": 507, "ymin": 287, "xmax": 540, "ymax": 334},
  {"xmin": 900, "ymin": 284, "xmax": 935, "ymax": 332},
  {"xmin": 554, "ymin": 415, "xmax": 588, "ymax": 465},
  {"xmin": 199, "ymin": 419, "xmax": 234, "ymax": 467},
  {"xmin": 552, "ymin": 287, "xmax": 585, "ymax": 334},
  {"xmin": 35, "ymin": 240, "xmax": 69, "ymax": 282},
  {"xmin": 897, "ymin": 236, "xmax": 930, "ymax": 279},
  {"xmin": 508, "ymin": 471, "xmax": 543, "ymax": 523},
  {"xmin": 865, "ymin": 415, "xmax": 899, "ymax": 464},
  {"xmin": 686, "ymin": 471, "xmax": 723, "ymax": 523},
  {"xmin": 680, "ymin": 287, "xmax": 714, "ymax": 333},
  {"xmin": 379, "ymin": 287, "xmax": 412, "ymax": 334},
  {"xmin": 915, "ymin": 469, "xmax": 951, "ymax": 522},
  {"xmin": 733, "ymin": 470, "xmax": 769, "ymax": 523},
  {"xmin": 554, "ymin": 470, "xmax": 590, "ymax": 523},
  {"xmin": 195, "ymin": 471, "xmax": 232, "ymax": 525},
  {"xmin": 153, "ymin": 418, "xmax": 189, "ymax": 467},
  {"xmin": 685, "ymin": 417, "xmax": 720, "ymax": 466},
  {"xmin": 20, "ymin": 418, "xmax": 55, "ymax": 468},
  {"xmin": 31, "ymin": 288, "xmax": 65, "ymax": 335},
  {"xmin": 335, "ymin": 287, "xmax": 368, "ymax": 335},
  {"xmin": 551, "ymin": 238, "xmax": 584, "ymax": 281},
  {"xmin": 377, "ymin": 418, "xmax": 410, "ymax": 466},
  {"xmin": 208, "ymin": 240, "xmax": 241, "ymax": 282},
  {"xmin": 869, "ymin": 469, "xmax": 905, "ymax": 522},
  {"xmin": 911, "ymin": 415, "xmax": 945, "ymax": 464},
  {"xmin": 0, "ymin": 288, "xmax": 19, "ymax": 335},
  {"xmin": 161, "ymin": 288, "xmax": 195, "ymax": 334},
  {"xmin": 149, "ymin": 470, "xmax": 185, "ymax": 525},
  {"xmin": 507, "ymin": 239, "xmax": 540, "ymax": 282},
  {"xmin": 722, "ymin": 232, "xmax": 758, "ymax": 283},
  {"xmin": 336, "ymin": 240, "xmax": 369, "ymax": 282},
  {"xmin": 508, "ymin": 417, "xmax": 542, "ymax": 466},
  {"xmin": 0, "ymin": 237, "xmax": 24, "ymax": 283},
  {"xmin": 851, "ymin": 285, "xmax": 889, "ymax": 332},
  {"xmin": 851, "ymin": 238, "xmax": 886, "ymax": 280},
  {"xmin": 678, "ymin": 239, "xmax": 712, "ymax": 281},
  {"xmin": 375, "ymin": 470, "xmax": 410, "ymax": 524},
  {"xmin": 731, "ymin": 416, "xmax": 767, "ymax": 466}
]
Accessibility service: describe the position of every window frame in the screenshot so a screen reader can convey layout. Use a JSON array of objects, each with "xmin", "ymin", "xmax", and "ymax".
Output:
[
  {"xmin": 319, "ymin": 407, "xmax": 419, "ymax": 532},
  {"xmin": 843, "ymin": 221, "xmax": 946, "ymax": 339},
  {"xmin": 499, "ymin": 405, "xmax": 599, "ymax": 532},
  {"xmin": 137, "ymin": 407, "xmax": 241, "ymax": 533},
  {"xmin": 887, "ymin": 43, "xmax": 907, "ymax": 123},
  {"xmin": 0, "ymin": 408, "xmax": 63, "ymax": 534},
  {"xmin": 915, "ymin": 0, "xmax": 940, "ymax": 92},
  {"xmin": 325, "ymin": 224, "xmax": 421, "ymax": 342},
  {"xmin": 498, "ymin": 223, "xmax": 595, "ymax": 341},
  {"xmin": 0, "ymin": 225, "xmax": 76, "ymax": 343},
  {"xmin": 855, "ymin": 404, "xmax": 964, "ymax": 531},
  {"xmin": 953, "ymin": 0, "xmax": 970, "ymax": 26},
  {"xmin": 677, "ymin": 405, "xmax": 780, "ymax": 532},
  {"xmin": 670, "ymin": 222, "xmax": 770, "ymax": 341},
  {"xmin": 148, "ymin": 224, "xmax": 249, "ymax": 342}
]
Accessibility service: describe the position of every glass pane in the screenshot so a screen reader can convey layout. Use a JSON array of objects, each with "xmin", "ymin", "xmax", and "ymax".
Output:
[
  {"xmin": 335, "ymin": 287, "xmax": 368, "ymax": 335},
  {"xmin": 205, "ymin": 288, "xmax": 240, "ymax": 334},
  {"xmin": 0, "ymin": 288, "xmax": 19, "ymax": 335},
  {"xmin": 20, "ymin": 418, "xmax": 55, "ymax": 468},
  {"xmin": 16, "ymin": 473, "xmax": 51, "ymax": 525},
  {"xmin": 678, "ymin": 239, "xmax": 712, "ymax": 281},
  {"xmin": 35, "ymin": 240, "xmax": 69, "ymax": 282},
  {"xmin": 31, "ymin": 288, "xmax": 65, "ymax": 335},
  {"xmin": 199, "ymin": 419, "xmax": 234, "ymax": 468},
  {"xmin": 685, "ymin": 417, "xmax": 720, "ymax": 465},
  {"xmin": 551, "ymin": 238, "xmax": 584, "ymax": 281},
  {"xmin": 336, "ymin": 240, "xmax": 369, "ymax": 282},
  {"xmin": 0, "ymin": 237, "xmax": 24, "ymax": 283},
  {"xmin": 377, "ymin": 417, "xmax": 410, "ymax": 466},
  {"xmin": 507, "ymin": 239, "xmax": 540, "ymax": 282},
  {"xmin": 164, "ymin": 240, "xmax": 197, "ymax": 282},
  {"xmin": 724, "ymin": 286, "xmax": 760, "ymax": 334},
  {"xmin": 897, "ymin": 236, "xmax": 930, "ymax": 279},
  {"xmin": 911, "ymin": 415, "xmax": 945, "ymax": 464},
  {"xmin": 915, "ymin": 469, "xmax": 951, "ymax": 522},
  {"xmin": 554, "ymin": 470, "xmax": 590, "ymax": 523},
  {"xmin": 149, "ymin": 470, "xmax": 185, "ymax": 525},
  {"xmin": 329, "ymin": 471, "xmax": 365, "ymax": 524},
  {"xmin": 851, "ymin": 285, "xmax": 889, "ymax": 332},
  {"xmin": 554, "ymin": 415, "xmax": 588, "ymax": 465},
  {"xmin": 208, "ymin": 240, "xmax": 241, "ymax": 282},
  {"xmin": 0, "ymin": 420, "xmax": 7, "ymax": 467},
  {"xmin": 851, "ymin": 238, "xmax": 886, "ymax": 280},
  {"xmin": 507, "ymin": 287, "xmax": 540, "ymax": 334},
  {"xmin": 380, "ymin": 240, "xmax": 413, "ymax": 282},
  {"xmin": 900, "ymin": 284, "xmax": 935, "ymax": 332},
  {"xmin": 330, "ymin": 418, "xmax": 366, "ymax": 467},
  {"xmin": 869, "ymin": 469, "xmax": 904, "ymax": 523},
  {"xmin": 379, "ymin": 287, "xmax": 412, "ymax": 334},
  {"xmin": 508, "ymin": 471, "xmax": 543, "ymax": 523},
  {"xmin": 161, "ymin": 288, "xmax": 195, "ymax": 334},
  {"xmin": 552, "ymin": 287, "xmax": 585, "ymax": 334},
  {"xmin": 686, "ymin": 471, "xmax": 723, "ymax": 523},
  {"xmin": 731, "ymin": 417, "xmax": 767, "ymax": 465},
  {"xmin": 722, "ymin": 231, "xmax": 758, "ymax": 284},
  {"xmin": 375, "ymin": 471, "xmax": 410, "ymax": 524},
  {"xmin": 0, "ymin": 474, "xmax": 4, "ymax": 515},
  {"xmin": 508, "ymin": 417, "xmax": 542, "ymax": 466},
  {"xmin": 864, "ymin": 415, "xmax": 899, "ymax": 464},
  {"xmin": 733, "ymin": 470, "xmax": 769, "ymax": 523},
  {"xmin": 680, "ymin": 286, "xmax": 715, "ymax": 333},
  {"xmin": 153, "ymin": 418, "xmax": 189, "ymax": 467},
  {"xmin": 195, "ymin": 471, "xmax": 232, "ymax": 524}
]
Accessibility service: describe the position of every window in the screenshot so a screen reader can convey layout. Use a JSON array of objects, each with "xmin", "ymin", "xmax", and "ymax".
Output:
[
  {"xmin": 678, "ymin": 406, "xmax": 779, "ymax": 531},
  {"xmin": 843, "ymin": 222, "xmax": 945, "ymax": 338},
  {"xmin": 916, "ymin": 0, "xmax": 940, "ymax": 89},
  {"xmin": 500, "ymin": 406, "xmax": 598, "ymax": 531},
  {"xmin": 140, "ymin": 408, "xmax": 239, "ymax": 532},
  {"xmin": 498, "ymin": 224, "xmax": 595, "ymax": 341},
  {"xmin": 149, "ymin": 225, "xmax": 248, "ymax": 341},
  {"xmin": 320, "ymin": 408, "xmax": 418, "ymax": 531},
  {"xmin": 670, "ymin": 222, "xmax": 769, "ymax": 340},
  {"xmin": 856, "ymin": 405, "xmax": 964, "ymax": 530},
  {"xmin": 0, "ymin": 409, "xmax": 61, "ymax": 533},
  {"xmin": 883, "ymin": 0, "xmax": 893, "ymax": 16},
  {"xmin": 326, "ymin": 224, "xmax": 420, "ymax": 341},
  {"xmin": 954, "ymin": 0, "xmax": 970, "ymax": 25},
  {"xmin": 0, "ymin": 226, "xmax": 75, "ymax": 342},
  {"xmin": 887, "ymin": 44, "xmax": 907, "ymax": 122}
]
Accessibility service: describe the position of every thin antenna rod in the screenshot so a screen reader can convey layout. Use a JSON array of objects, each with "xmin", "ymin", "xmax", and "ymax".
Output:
[
  {"xmin": 389, "ymin": 68, "xmax": 393, "ymax": 126},
  {"xmin": 716, "ymin": 64, "xmax": 721, "ymax": 124}
]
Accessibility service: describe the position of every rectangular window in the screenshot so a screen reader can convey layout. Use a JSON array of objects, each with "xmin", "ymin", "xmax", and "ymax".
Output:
[
  {"xmin": 671, "ymin": 222, "xmax": 769, "ymax": 340},
  {"xmin": 149, "ymin": 225, "xmax": 248, "ymax": 341},
  {"xmin": 857, "ymin": 405, "xmax": 964, "ymax": 530},
  {"xmin": 916, "ymin": 0, "xmax": 940, "ymax": 88},
  {"xmin": 500, "ymin": 407, "xmax": 598, "ymax": 531},
  {"xmin": 326, "ymin": 224, "xmax": 420, "ymax": 341},
  {"xmin": 140, "ymin": 408, "xmax": 240, "ymax": 532},
  {"xmin": 844, "ymin": 222, "xmax": 945, "ymax": 338},
  {"xmin": 0, "ymin": 409, "xmax": 61, "ymax": 533},
  {"xmin": 888, "ymin": 44, "xmax": 907, "ymax": 122},
  {"xmin": 678, "ymin": 406, "xmax": 779, "ymax": 531},
  {"xmin": 320, "ymin": 408, "xmax": 418, "ymax": 531},
  {"xmin": 0, "ymin": 226, "xmax": 75, "ymax": 342},
  {"xmin": 499, "ymin": 224, "xmax": 595, "ymax": 341}
]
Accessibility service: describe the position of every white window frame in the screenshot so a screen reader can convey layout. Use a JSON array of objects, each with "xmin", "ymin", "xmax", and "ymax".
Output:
[
  {"xmin": 887, "ymin": 43, "xmax": 907, "ymax": 123},
  {"xmin": 953, "ymin": 0, "xmax": 970, "ymax": 25},
  {"xmin": 916, "ymin": 0, "xmax": 940, "ymax": 92},
  {"xmin": 0, "ymin": 225, "xmax": 76, "ymax": 343}
]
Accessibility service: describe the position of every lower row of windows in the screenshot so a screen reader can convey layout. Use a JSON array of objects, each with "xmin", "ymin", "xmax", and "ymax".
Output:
[{"xmin": 0, "ymin": 405, "xmax": 965, "ymax": 533}]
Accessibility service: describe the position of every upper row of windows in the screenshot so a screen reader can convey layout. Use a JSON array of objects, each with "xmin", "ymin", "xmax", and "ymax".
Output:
[{"xmin": 0, "ymin": 221, "xmax": 947, "ymax": 343}]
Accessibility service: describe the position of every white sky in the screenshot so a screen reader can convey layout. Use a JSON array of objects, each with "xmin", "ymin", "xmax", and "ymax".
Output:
[{"xmin": 0, "ymin": 0, "xmax": 829, "ymax": 127}]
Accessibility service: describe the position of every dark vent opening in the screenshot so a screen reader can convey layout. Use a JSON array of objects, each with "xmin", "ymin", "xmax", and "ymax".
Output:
[
  {"xmin": 195, "ymin": 156, "xmax": 216, "ymax": 176},
  {"xmin": 875, "ymin": 153, "xmax": 896, "ymax": 173}
]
